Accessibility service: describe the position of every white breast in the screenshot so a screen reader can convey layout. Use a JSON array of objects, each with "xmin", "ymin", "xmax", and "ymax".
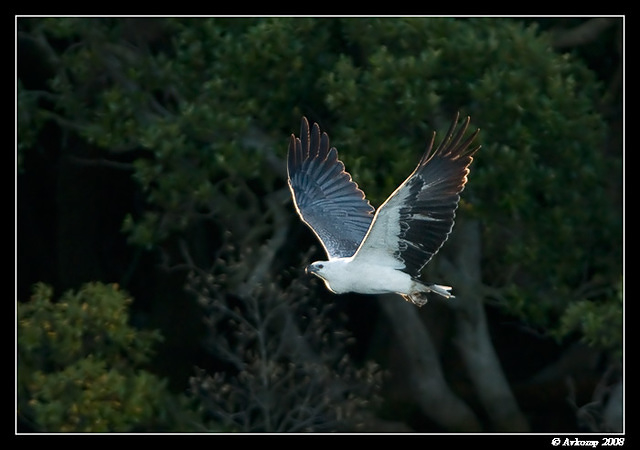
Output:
[{"xmin": 320, "ymin": 257, "xmax": 414, "ymax": 295}]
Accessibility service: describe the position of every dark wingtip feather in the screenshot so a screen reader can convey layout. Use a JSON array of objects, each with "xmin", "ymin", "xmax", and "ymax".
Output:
[
  {"xmin": 458, "ymin": 127, "xmax": 482, "ymax": 159},
  {"xmin": 419, "ymin": 131, "xmax": 438, "ymax": 166},
  {"xmin": 419, "ymin": 113, "xmax": 480, "ymax": 168},
  {"xmin": 318, "ymin": 132, "xmax": 331, "ymax": 160},
  {"xmin": 300, "ymin": 117, "xmax": 311, "ymax": 158},
  {"xmin": 438, "ymin": 114, "xmax": 469, "ymax": 156},
  {"xmin": 301, "ymin": 116, "xmax": 310, "ymax": 137},
  {"xmin": 309, "ymin": 122, "xmax": 321, "ymax": 158},
  {"xmin": 287, "ymin": 134, "xmax": 297, "ymax": 176}
]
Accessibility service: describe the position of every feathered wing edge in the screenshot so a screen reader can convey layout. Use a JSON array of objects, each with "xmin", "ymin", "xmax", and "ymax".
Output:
[
  {"xmin": 417, "ymin": 112, "xmax": 480, "ymax": 175},
  {"xmin": 399, "ymin": 112, "xmax": 481, "ymax": 274},
  {"xmin": 402, "ymin": 112, "xmax": 480, "ymax": 306},
  {"xmin": 287, "ymin": 117, "xmax": 375, "ymax": 259}
]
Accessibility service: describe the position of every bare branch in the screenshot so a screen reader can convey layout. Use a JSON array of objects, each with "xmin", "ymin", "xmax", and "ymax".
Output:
[{"xmin": 551, "ymin": 18, "xmax": 616, "ymax": 49}]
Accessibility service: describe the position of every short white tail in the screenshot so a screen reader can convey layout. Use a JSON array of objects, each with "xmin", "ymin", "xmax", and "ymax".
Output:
[{"xmin": 428, "ymin": 283, "xmax": 454, "ymax": 298}]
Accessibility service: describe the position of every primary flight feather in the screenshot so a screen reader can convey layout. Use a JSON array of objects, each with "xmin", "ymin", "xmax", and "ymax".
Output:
[{"xmin": 287, "ymin": 113, "xmax": 480, "ymax": 307}]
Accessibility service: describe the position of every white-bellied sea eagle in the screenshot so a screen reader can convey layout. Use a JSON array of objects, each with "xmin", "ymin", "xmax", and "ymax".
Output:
[{"xmin": 287, "ymin": 113, "xmax": 480, "ymax": 307}]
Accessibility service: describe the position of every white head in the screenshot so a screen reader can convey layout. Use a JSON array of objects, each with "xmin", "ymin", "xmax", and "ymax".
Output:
[
  {"xmin": 305, "ymin": 259, "xmax": 349, "ymax": 293},
  {"xmin": 305, "ymin": 260, "xmax": 330, "ymax": 279}
]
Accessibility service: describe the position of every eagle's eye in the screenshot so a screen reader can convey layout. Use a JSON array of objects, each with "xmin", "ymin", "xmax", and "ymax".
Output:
[{"xmin": 317, "ymin": 264, "xmax": 324, "ymax": 269}]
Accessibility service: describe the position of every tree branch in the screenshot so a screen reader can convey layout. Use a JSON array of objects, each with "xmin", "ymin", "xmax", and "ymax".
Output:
[{"xmin": 551, "ymin": 18, "xmax": 616, "ymax": 49}]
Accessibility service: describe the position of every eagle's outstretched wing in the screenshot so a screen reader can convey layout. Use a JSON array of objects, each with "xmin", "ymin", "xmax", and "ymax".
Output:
[
  {"xmin": 287, "ymin": 117, "xmax": 375, "ymax": 259},
  {"xmin": 352, "ymin": 113, "xmax": 480, "ymax": 277}
]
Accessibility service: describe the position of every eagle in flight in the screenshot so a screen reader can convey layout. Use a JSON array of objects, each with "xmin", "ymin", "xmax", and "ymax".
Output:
[{"xmin": 287, "ymin": 113, "xmax": 480, "ymax": 307}]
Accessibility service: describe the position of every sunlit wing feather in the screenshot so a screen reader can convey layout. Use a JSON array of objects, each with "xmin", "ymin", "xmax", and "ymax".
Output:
[{"xmin": 287, "ymin": 117, "xmax": 375, "ymax": 259}]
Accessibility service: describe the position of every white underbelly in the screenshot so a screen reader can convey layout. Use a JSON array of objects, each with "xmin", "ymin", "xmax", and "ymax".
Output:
[{"xmin": 324, "ymin": 262, "xmax": 413, "ymax": 295}]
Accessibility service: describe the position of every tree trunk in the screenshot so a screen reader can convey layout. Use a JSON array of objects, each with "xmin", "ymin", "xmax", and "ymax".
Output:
[
  {"xmin": 377, "ymin": 295, "xmax": 482, "ymax": 431},
  {"xmin": 440, "ymin": 219, "xmax": 530, "ymax": 431}
]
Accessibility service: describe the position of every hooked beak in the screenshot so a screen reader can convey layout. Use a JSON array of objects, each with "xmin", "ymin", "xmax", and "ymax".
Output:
[{"xmin": 305, "ymin": 265, "xmax": 316, "ymax": 275}]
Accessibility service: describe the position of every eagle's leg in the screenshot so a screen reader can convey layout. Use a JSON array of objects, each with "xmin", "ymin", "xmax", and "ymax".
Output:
[{"xmin": 402, "ymin": 282, "xmax": 454, "ymax": 307}]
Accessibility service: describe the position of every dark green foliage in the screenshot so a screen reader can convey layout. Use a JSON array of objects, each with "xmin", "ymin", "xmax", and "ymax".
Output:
[
  {"xmin": 20, "ymin": 18, "xmax": 342, "ymax": 247},
  {"xmin": 555, "ymin": 278, "xmax": 623, "ymax": 360},
  {"xmin": 17, "ymin": 282, "xmax": 198, "ymax": 432}
]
